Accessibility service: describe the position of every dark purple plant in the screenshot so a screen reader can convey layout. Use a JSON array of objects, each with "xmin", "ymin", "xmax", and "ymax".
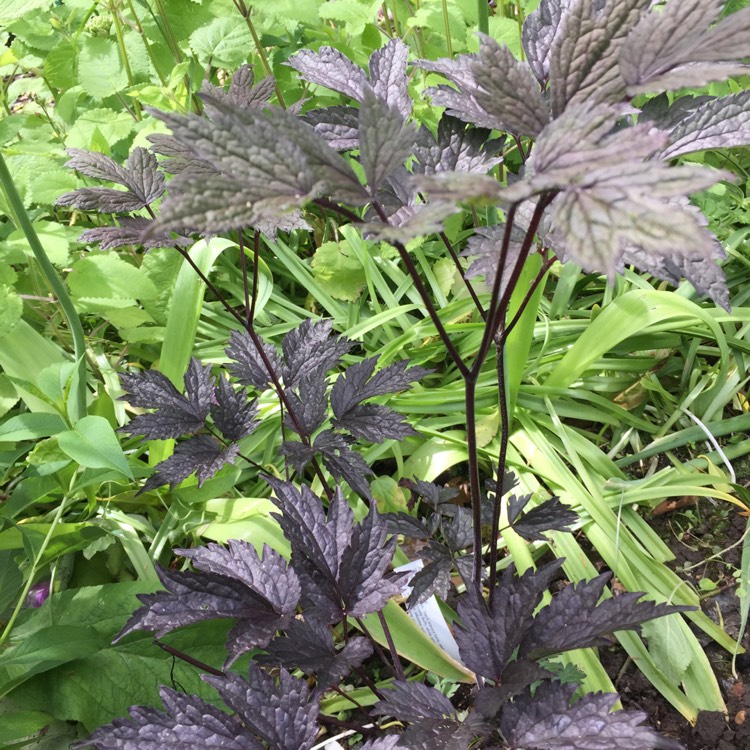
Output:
[{"xmin": 56, "ymin": 1, "xmax": 750, "ymax": 746}]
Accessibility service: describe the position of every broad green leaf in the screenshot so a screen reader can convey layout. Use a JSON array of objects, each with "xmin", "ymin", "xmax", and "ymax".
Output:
[
  {"xmin": 319, "ymin": 0, "xmax": 382, "ymax": 37},
  {"xmin": 0, "ymin": 374, "xmax": 19, "ymax": 418},
  {"xmin": 371, "ymin": 476, "xmax": 408, "ymax": 514},
  {"xmin": 0, "ymin": 709, "xmax": 53, "ymax": 745},
  {"xmin": 0, "ymin": 0, "xmax": 54, "ymax": 24},
  {"xmin": 642, "ymin": 616, "xmax": 694, "ymax": 685},
  {"xmin": 9, "ymin": 620, "xmax": 232, "ymax": 731},
  {"xmin": 0, "ymin": 413, "xmax": 67, "ymax": 442},
  {"xmin": 65, "ymin": 108, "xmax": 134, "ymax": 151},
  {"xmin": 77, "ymin": 37, "xmax": 127, "ymax": 100},
  {"xmin": 0, "ymin": 550, "xmax": 23, "ymax": 614},
  {"xmin": 189, "ymin": 17, "xmax": 253, "ymax": 68},
  {"xmin": 68, "ymin": 253, "xmax": 157, "ymax": 302},
  {"xmin": 7, "ymin": 221, "xmax": 73, "ymax": 267},
  {"xmin": 312, "ymin": 240, "xmax": 366, "ymax": 301},
  {"xmin": 44, "ymin": 38, "xmax": 78, "ymax": 90},
  {"xmin": 57, "ymin": 416, "xmax": 133, "ymax": 478},
  {"xmin": 0, "ymin": 625, "xmax": 105, "ymax": 697},
  {"xmin": 0, "ymin": 523, "xmax": 103, "ymax": 558},
  {"xmin": 29, "ymin": 169, "xmax": 80, "ymax": 205},
  {"xmin": 0, "ymin": 284, "xmax": 22, "ymax": 338}
]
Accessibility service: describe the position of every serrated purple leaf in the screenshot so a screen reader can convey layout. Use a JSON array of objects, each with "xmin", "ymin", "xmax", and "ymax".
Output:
[
  {"xmin": 65, "ymin": 148, "xmax": 132, "ymax": 185},
  {"xmin": 521, "ymin": 573, "xmax": 694, "ymax": 658},
  {"xmin": 225, "ymin": 330, "xmax": 282, "ymax": 391},
  {"xmin": 455, "ymin": 560, "xmax": 565, "ymax": 680},
  {"xmin": 200, "ymin": 67, "xmax": 275, "ymax": 115},
  {"xmin": 184, "ymin": 358, "xmax": 215, "ymax": 419},
  {"xmin": 511, "ymin": 497, "xmax": 578, "ymax": 542},
  {"xmin": 370, "ymin": 38, "xmax": 412, "ymax": 119},
  {"xmin": 359, "ymin": 88, "xmax": 417, "ymax": 196},
  {"xmin": 522, "ymin": 0, "xmax": 574, "ymax": 84},
  {"xmin": 472, "ymin": 35, "xmax": 550, "ymax": 137},
  {"xmin": 407, "ymin": 479, "xmax": 459, "ymax": 507},
  {"xmin": 124, "ymin": 147, "xmax": 166, "ymax": 205},
  {"xmin": 639, "ymin": 93, "xmax": 714, "ymax": 132},
  {"xmin": 119, "ymin": 364, "xmax": 209, "ymax": 440},
  {"xmin": 316, "ymin": 430, "xmax": 374, "ymax": 499},
  {"xmin": 56, "ymin": 187, "xmax": 149, "ymax": 213},
  {"xmin": 407, "ymin": 556, "xmax": 452, "ymax": 608},
  {"xmin": 203, "ymin": 666, "xmax": 319, "ymax": 750},
  {"xmin": 302, "ymin": 106, "xmax": 360, "ymax": 150},
  {"xmin": 287, "ymin": 46, "xmax": 370, "ymax": 101},
  {"xmin": 333, "ymin": 403, "xmax": 416, "ymax": 443},
  {"xmin": 279, "ymin": 440, "xmax": 316, "ymax": 473},
  {"xmin": 474, "ymin": 659, "xmax": 552, "ymax": 717},
  {"xmin": 359, "ymin": 739, "xmax": 403, "ymax": 750},
  {"xmin": 618, "ymin": 243, "xmax": 730, "ymax": 311},
  {"xmin": 385, "ymin": 512, "xmax": 430, "ymax": 539},
  {"xmin": 281, "ymin": 319, "xmax": 351, "ymax": 387},
  {"xmin": 261, "ymin": 616, "xmax": 372, "ymax": 690},
  {"xmin": 372, "ymin": 680, "xmax": 457, "ymax": 722},
  {"xmin": 549, "ymin": 0, "xmax": 647, "ymax": 115},
  {"xmin": 73, "ymin": 686, "xmax": 261, "ymax": 750},
  {"xmin": 662, "ymin": 90, "xmax": 750, "ymax": 159},
  {"xmin": 442, "ymin": 506, "xmax": 474, "ymax": 551},
  {"xmin": 331, "ymin": 357, "xmax": 429, "ymax": 416},
  {"xmin": 284, "ymin": 372, "xmax": 328, "ymax": 436},
  {"xmin": 462, "ymin": 223, "xmax": 525, "ymax": 291},
  {"xmin": 621, "ymin": 0, "xmax": 750, "ymax": 94},
  {"xmin": 413, "ymin": 172, "xmax": 501, "ymax": 206},
  {"xmin": 115, "ymin": 542, "xmax": 299, "ymax": 666},
  {"xmin": 140, "ymin": 436, "xmax": 239, "ymax": 493},
  {"xmin": 267, "ymin": 478, "xmax": 403, "ymax": 620},
  {"xmin": 79, "ymin": 216, "xmax": 185, "ymax": 250},
  {"xmin": 507, "ymin": 493, "xmax": 532, "ymax": 525},
  {"xmin": 501, "ymin": 682, "xmax": 684, "ymax": 750},
  {"xmin": 210, "ymin": 377, "xmax": 258, "ymax": 442},
  {"xmin": 413, "ymin": 116, "xmax": 503, "ymax": 176},
  {"xmin": 148, "ymin": 133, "xmax": 216, "ymax": 176}
]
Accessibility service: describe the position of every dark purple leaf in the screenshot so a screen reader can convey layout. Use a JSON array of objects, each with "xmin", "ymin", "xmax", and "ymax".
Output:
[
  {"xmin": 638, "ymin": 93, "xmax": 714, "ymax": 132},
  {"xmin": 210, "ymin": 377, "xmax": 258, "ymax": 442},
  {"xmin": 79, "ymin": 216, "xmax": 186, "ymax": 250},
  {"xmin": 522, "ymin": 0, "xmax": 573, "ymax": 84},
  {"xmin": 370, "ymin": 38, "xmax": 412, "ymax": 119},
  {"xmin": 279, "ymin": 440, "xmax": 316, "ymax": 473},
  {"xmin": 618, "ymin": 243, "xmax": 730, "ymax": 311},
  {"xmin": 115, "ymin": 541, "xmax": 299, "ymax": 666},
  {"xmin": 507, "ymin": 493, "xmax": 532, "ymax": 525},
  {"xmin": 359, "ymin": 88, "xmax": 417, "ymax": 196},
  {"xmin": 621, "ymin": 0, "xmax": 750, "ymax": 94},
  {"xmin": 407, "ymin": 479, "xmax": 459, "ymax": 508},
  {"xmin": 455, "ymin": 560, "xmax": 565, "ymax": 681},
  {"xmin": 385, "ymin": 512, "xmax": 430, "ymax": 539},
  {"xmin": 261, "ymin": 616, "xmax": 372, "ymax": 689},
  {"xmin": 119, "ymin": 360, "xmax": 212, "ymax": 440},
  {"xmin": 407, "ymin": 555, "xmax": 452, "ymax": 608},
  {"xmin": 462, "ymin": 223, "xmax": 525, "ymax": 291},
  {"xmin": 372, "ymin": 680, "xmax": 457, "ymax": 722},
  {"xmin": 662, "ymin": 90, "xmax": 750, "ymax": 159},
  {"xmin": 140, "ymin": 436, "xmax": 239, "ymax": 493},
  {"xmin": 225, "ymin": 330, "xmax": 282, "ymax": 391},
  {"xmin": 521, "ymin": 573, "xmax": 694, "ymax": 658},
  {"xmin": 302, "ymin": 106, "xmax": 360, "ymax": 151},
  {"xmin": 124, "ymin": 147, "xmax": 166, "ymax": 205},
  {"xmin": 267, "ymin": 479, "xmax": 406, "ymax": 622},
  {"xmin": 331, "ymin": 356, "xmax": 429, "ymax": 416},
  {"xmin": 148, "ymin": 133, "xmax": 215, "ymax": 176},
  {"xmin": 315, "ymin": 430, "xmax": 374, "ymax": 499},
  {"xmin": 413, "ymin": 116, "xmax": 503, "ymax": 175},
  {"xmin": 284, "ymin": 372, "xmax": 328, "ymax": 436},
  {"xmin": 56, "ymin": 187, "xmax": 149, "ymax": 213},
  {"xmin": 281, "ymin": 319, "xmax": 351, "ymax": 388},
  {"xmin": 287, "ymin": 46, "xmax": 370, "ymax": 101},
  {"xmin": 359, "ymin": 740, "xmax": 403, "ymax": 750},
  {"xmin": 200, "ymin": 67, "xmax": 275, "ymax": 115},
  {"xmin": 413, "ymin": 172, "xmax": 501, "ymax": 206},
  {"xmin": 511, "ymin": 497, "xmax": 578, "ymax": 542},
  {"xmin": 474, "ymin": 659, "xmax": 552, "ymax": 717},
  {"xmin": 501, "ymin": 682, "xmax": 684, "ymax": 749},
  {"xmin": 472, "ymin": 34, "xmax": 550, "ymax": 137},
  {"xmin": 548, "ymin": 0, "xmax": 647, "ymax": 115},
  {"xmin": 203, "ymin": 666, "xmax": 319, "ymax": 750},
  {"xmin": 441, "ymin": 506, "xmax": 474, "ymax": 550},
  {"xmin": 65, "ymin": 148, "xmax": 131, "ymax": 184},
  {"xmin": 333, "ymin": 403, "xmax": 417, "ymax": 443},
  {"xmin": 73, "ymin": 686, "xmax": 261, "ymax": 750}
]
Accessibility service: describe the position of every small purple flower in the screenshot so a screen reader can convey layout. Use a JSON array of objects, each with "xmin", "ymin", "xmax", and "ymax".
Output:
[{"xmin": 25, "ymin": 580, "xmax": 51, "ymax": 608}]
